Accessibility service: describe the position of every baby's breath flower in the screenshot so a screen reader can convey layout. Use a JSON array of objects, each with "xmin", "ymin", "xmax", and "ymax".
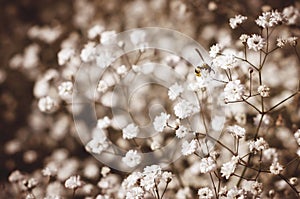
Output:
[
  {"xmin": 181, "ymin": 139, "xmax": 197, "ymax": 156},
  {"xmin": 125, "ymin": 187, "xmax": 144, "ymax": 199},
  {"xmin": 141, "ymin": 165, "xmax": 162, "ymax": 191},
  {"xmin": 287, "ymin": 36, "xmax": 298, "ymax": 46},
  {"xmin": 257, "ymin": 85, "xmax": 270, "ymax": 97},
  {"xmin": 239, "ymin": 34, "xmax": 249, "ymax": 43},
  {"xmin": 97, "ymin": 80, "xmax": 109, "ymax": 93},
  {"xmin": 162, "ymin": 171, "xmax": 173, "ymax": 183},
  {"xmin": 247, "ymin": 34, "xmax": 265, "ymax": 51},
  {"xmin": 65, "ymin": 175, "xmax": 83, "ymax": 189},
  {"xmin": 243, "ymin": 180, "xmax": 263, "ymax": 196},
  {"xmin": 8, "ymin": 170, "xmax": 25, "ymax": 182},
  {"xmin": 282, "ymin": 6, "xmax": 300, "ymax": 25},
  {"xmin": 229, "ymin": 15, "xmax": 247, "ymax": 29},
  {"xmin": 227, "ymin": 125, "xmax": 246, "ymax": 138},
  {"xmin": 85, "ymin": 136, "xmax": 109, "ymax": 154},
  {"xmin": 117, "ymin": 65, "xmax": 128, "ymax": 75},
  {"xmin": 249, "ymin": 137, "xmax": 269, "ymax": 153},
  {"xmin": 255, "ymin": 10, "xmax": 283, "ymax": 28},
  {"xmin": 57, "ymin": 48, "xmax": 75, "ymax": 66},
  {"xmin": 227, "ymin": 186, "xmax": 245, "ymax": 198},
  {"xmin": 58, "ymin": 81, "xmax": 73, "ymax": 99},
  {"xmin": 270, "ymin": 162, "xmax": 284, "ymax": 175},
  {"xmin": 122, "ymin": 123, "xmax": 139, "ymax": 139},
  {"xmin": 221, "ymin": 156, "xmax": 239, "ymax": 179},
  {"xmin": 38, "ymin": 96, "xmax": 58, "ymax": 113},
  {"xmin": 97, "ymin": 116, "xmax": 111, "ymax": 129},
  {"xmin": 297, "ymin": 148, "xmax": 300, "ymax": 157},
  {"xmin": 199, "ymin": 156, "xmax": 217, "ymax": 173},
  {"xmin": 209, "ymin": 44, "xmax": 222, "ymax": 58},
  {"xmin": 153, "ymin": 112, "xmax": 170, "ymax": 132},
  {"xmin": 174, "ymin": 99, "xmax": 199, "ymax": 119},
  {"xmin": 224, "ymin": 80, "xmax": 245, "ymax": 102},
  {"xmin": 122, "ymin": 150, "xmax": 141, "ymax": 168},
  {"xmin": 100, "ymin": 30, "xmax": 117, "ymax": 45},
  {"xmin": 88, "ymin": 25, "xmax": 104, "ymax": 39},
  {"xmin": 262, "ymin": 148, "xmax": 278, "ymax": 162},
  {"xmin": 175, "ymin": 125, "xmax": 188, "ymax": 138},
  {"xmin": 198, "ymin": 187, "xmax": 214, "ymax": 199},
  {"xmin": 276, "ymin": 38, "xmax": 287, "ymax": 48},
  {"xmin": 212, "ymin": 51, "xmax": 237, "ymax": 70},
  {"xmin": 80, "ymin": 42, "xmax": 97, "ymax": 62},
  {"xmin": 168, "ymin": 82, "xmax": 183, "ymax": 101}
]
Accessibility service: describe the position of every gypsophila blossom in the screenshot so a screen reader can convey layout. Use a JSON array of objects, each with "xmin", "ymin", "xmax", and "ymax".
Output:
[
  {"xmin": 199, "ymin": 156, "xmax": 217, "ymax": 173},
  {"xmin": 125, "ymin": 186, "xmax": 145, "ymax": 199},
  {"xmin": 174, "ymin": 99, "xmax": 199, "ymax": 119},
  {"xmin": 57, "ymin": 48, "xmax": 75, "ymax": 65},
  {"xmin": 227, "ymin": 125, "xmax": 246, "ymax": 138},
  {"xmin": 122, "ymin": 150, "xmax": 141, "ymax": 168},
  {"xmin": 97, "ymin": 116, "xmax": 111, "ymax": 129},
  {"xmin": 122, "ymin": 123, "xmax": 139, "ymax": 139},
  {"xmin": 168, "ymin": 83, "xmax": 183, "ymax": 101},
  {"xmin": 287, "ymin": 36, "xmax": 298, "ymax": 46},
  {"xmin": 221, "ymin": 156, "xmax": 239, "ymax": 179},
  {"xmin": 97, "ymin": 80, "xmax": 109, "ymax": 93},
  {"xmin": 162, "ymin": 171, "xmax": 173, "ymax": 183},
  {"xmin": 181, "ymin": 139, "xmax": 197, "ymax": 156},
  {"xmin": 227, "ymin": 186, "xmax": 245, "ymax": 198},
  {"xmin": 255, "ymin": 10, "xmax": 283, "ymax": 28},
  {"xmin": 229, "ymin": 15, "xmax": 247, "ymax": 29},
  {"xmin": 224, "ymin": 80, "xmax": 245, "ymax": 102},
  {"xmin": 277, "ymin": 38, "xmax": 287, "ymax": 48},
  {"xmin": 100, "ymin": 30, "xmax": 117, "ymax": 45},
  {"xmin": 140, "ymin": 165, "xmax": 162, "ymax": 191},
  {"xmin": 122, "ymin": 172, "xmax": 142, "ymax": 189},
  {"xmin": 38, "ymin": 96, "xmax": 58, "ymax": 113},
  {"xmin": 198, "ymin": 187, "xmax": 214, "ymax": 199},
  {"xmin": 88, "ymin": 25, "xmax": 104, "ymax": 39},
  {"xmin": 117, "ymin": 65, "xmax": 128, "ymax": 75},
  {"xmin": 258, "ymin": 85, "xmax": 270, "ymax": 97},
  {"xmin": 243, "ymin": 180, "xmax": 263, "ymax": 196},
  {"xmin": 212, "ymin": 51, "xmax": 237, "ymax": 69},
  {"xmin": 262, "ymin": 148, "xmax": 278, "ymax": 162},
  {"xmin": 249, "ymin": 137, "xmax": 269, "ymax": 153},
  {"xmin": 270, "ymin": 162, "xmax": 284, "ymax": 175},
  {"xmin": 209, "ymin": 44, "xmax": 222, "ymax": 58},
  {"xmin": 239, "ymin": 34, "xmax": 249, "ymax": 43},
  {"xmin": 64, "ymin": 175, "xmax": 83, "ymax": 189},
  {"xmin": 130, "ymin": 30, "xmax": 147, "ymax": 50},
  {"xmin": 175, "ymin": 125, "xmax": 188, "ymax": 138},
  {"xmin": 247, "ymin": 34, "xmax": 265, "ymax": 51},
  {"xmin": 8, "ymin": 170, "xmax": 25, "ymax": 182},
  {"xmin": 80, "ymin": 42, "xmax": 97, "ymax": 62},
  {"xmin": 153, "ymin": 112, "xmax": 170, "ymax": 132},
  {"xmin": 58, "ymin": 81, "xmax": 73, "ymax": 98},
  {"xmin": 85, "ymin": 136, "xmax": 109, "ymax": 154},
  {"xmin": 283, "ymin": 6, "xmax": 300, "ymax": 25}
]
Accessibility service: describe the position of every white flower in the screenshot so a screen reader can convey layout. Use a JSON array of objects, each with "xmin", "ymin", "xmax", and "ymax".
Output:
[
  {"xmin": 255, "ymin": 11, "xmax": 283, "ymax": 28},
  {"xmin": 181, "ymin": 139, "xmax": 197, "ymax": 156},
  {"xmin": 97, "ymin": 80, "xmax": 109, "ymax": 93},
  {"xmin": 65, "ymin": 175, "xmax": 83, "ymax": 189},
  {"xmin": 276, "ymin": 38, "xmax": 287, "ymax": 48},
  {"xmin": 224, "ymin": 80, "xmax": 245, "ymax": 102},
  {"xmin": 130, "ymin": 30, "xmax": 147, "ymax": 50},
  {"xmin": 140, "ymin": 165, "xmax": 162, "ymax": 191},
  {"xmin": 174, "ymin": 99, "xmax": 199, "ymax": 119},
  {"xmin": 38, "ymin": 96, "xmax": 58, "ymax": 113},
  {"xmin": 243, "ymin": 180, "xmax": 263, "ymax": 196},
  {"xmin": 212, "ymin": 51, "xmax": 237, "ymax": 70},
  {"xmin": 85, "ymin": 137, "xmax": 109, "ymax": 154},
  {"xmin": 239, "ymin": 34, "xmax": 249, "ymax": 43},
  {"xmin": 229, "ymin": 15, "xmax": 247, "ymax": 29},
  {"xmin": 176, "ymin": 187, "xmax": 192, "ymax": 199},
  {"xmin": 270, "ymin": 162, "xmax": 283, "ymax": 175},
  {"xmin": 122, "ymin": 123, "xmax": 139, "ymax": 139},
  {"xmin": 247, "ymin": 34, "xmax": 265, "ymax": 51},
  {"xmin": 58, "ymin": 81, "xmax": 73, "ymax": 99},
  {"xmin": 227, "ymin": 125, "xmax": 245, "ymax": 138},
  {"xmin": 198, "ymin": 187, "xmax": 214, "ymax": 199},
  {"xmin": 57, "ymin": 48, "xmax": 75, "ymax": 65},
  {"xmin": 209, "ymin": 44, "xmax": 222, "ymax": 58},
  {"xmin": 80, "ymin": 42, "xmax": 96, "ymax": 62},
  {"xmin": 287, "ymin": 36, "xmax": 298, "ymax": 46},
  {"xmin": 227, "ymin": 186, "xmax": 245, "ymax": 199},
  {"xmin": 162, "ymin": 171, "xmax": 173, "ymax": 183},
  {"xmin": 125, "ymin": 186, "xmax": 144, "ymax": 199},
  {"xmin": 97, "ymin": 116, "xmax": 111, "ymax": 129},
  {"xmin": 175, "ymin": 125, "xmax": 188, "ymax": 138},
  {"xmin": 122, "ymin": 150, "xmax": 141, "ymax": 168},
  {"xmin": 95, "ymin": 49, "xmax": 115, "ymax": 68},
  {"xmin": 168, "ymin": 83, "xmax": 183, "ymax": 101},
  {"xmin": 249, "ymin": 137, "xmax": 269, "ymax": 153},
  {"xmin": 221, "ymin": 156, "xmax": 239, "ymax": 179},
  {"xmin": 199, "ymin": 156, "xmax": 217, "ymax": 173},
  {"xmin": 117, "ymin": 65, "xmax": 128, "ymax": 75},
  {"xmin": 257, "ymin": 85, "xmax": 270, "ymax": 97},
  {"xmin": 88, "ymin": 25, "xmax": 104, "ymax": 39},
  {"xmin": 100, "ymin": 31, "xmax": 117, "ymax": 45},
  {"xmin": 283, "ymin": 6, "xmax": 300, "ymax": 25},
  {"xmin": 262, "ymin": 148, "xmax": 278, "ymax": 162},
  {"xmin": 153, "ymin": 112, "xmax": 170, "ymax": 132}
]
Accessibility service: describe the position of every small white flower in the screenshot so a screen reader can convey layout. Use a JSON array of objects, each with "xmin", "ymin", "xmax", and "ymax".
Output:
[
  {"xmin": 221, "ymin": 156, "xmax": 239, "ymax": 179},
  {"xmin": 262, "ymin": 148, "xmax": 278, "ymax": 162},
  {"xmin": 258, "ymin": 85, "xmax": 270, "ymax": 97},
  {"xmin": 58, "ymin": 81, "xmax": 73, "ymax": 99},
  {"xmin": 162, "ymin": 171, "xmax": 173, "ymax": 183},
  {"xmin": 212, "ymin": 51, "xmax": 237, "ymax": 70},
  {"xmin": 287, "ymin": 36, "xmax": 298, "ymax": 46},
  {"xmin": 175, "ymin": 125, "xmax": 188, "ymax": 138},
  {"xmin": 276, "ymin": 38, "xmax": 287, "ymax": 48},
  {"xmin": 283, "ymin": 6, "xmax": 300, "ymax": 25},
  {"xmin": 117, "ymin": 65, "xmax": 128, "ymax": 75},
  {"xmin": 125, "ymin": 186, "xmax": 144, "ymax": 199},
  {"xmin": 122, "ymin": 123, "xmax": 139, "ymax": 139},
  {"xmin": 243, "ymin": 180, "xmax": 263, "ymax": 196},
  {"xmin": 100, "ymin": 31, "xmax": 117, "ymax": 45},
  {"xmin": 85, "ymin": 137, "xmax": 109, "ymax": 154},
  {"xmin": 229, "ymin": 15, "xmax": 247, "ymax": 29},
  {"xmin": 227, "ymin": 186, "xmax": 245, "ymax": 198},
  {"xmin": 168, "ymin": 83, "xmax": 183, "ymax": 101},
  {"xmin": 249, "ymin": 137, "xmax": 269, "ymax": 153},
  {"xmin": 122, "ymin": 150, "xmax": 141, "ymax": 168},
  {"xmin": 198, "ymin": 187, "xmax": 214, "ymax": 199},
  {"xmin": 199, "ymin": 156, "xmax": 217, "ymax": 173},
  {"xmin": 97, "ymin": 80, "xmax": 109, "ymax": 93},
  {"xmin": 209, "ymin": 44, "xmax": 222, "ymax": 58},
  {"xmin": 224, "ymin": 80, "xmax": 245, "ymax": 102},
  {"xmin": 97, "ymin": 116, "xmax": 111, "ymax": 129},
  {"xmin": 255, "ymin": 11, "xmax": 283, "ymax": 28},
  {"xmin": 181, "ymin": 139, "xmax": 197, "ymax": 156},
  {"xmin": 270, "ymin": 162, "xmax": 283, "ymax": 175},
  {"xmin": 174, "ymin": 99, "xmax": 199, "ymax": 119},
  {"xmin": 65, "ymin": 175, "xmax": 83, "ymax": 189},
  {"xmin": 57, "ymin": 48, "xmax": 75, "ymax": 65},
  {"xmin": 227, "ymin": 125, "xmax": 245, "ymax": 138},
  {"xmin": 130, "ymin": 30, "xmax": 147, "ymax": 49},
  {"xmin": 88, "ymin": 25, "xmax": 104, "ymax": 39},
  {"xmin": 247, "ymin": 34, "xmax": 265, "ymax": 51},
  {"xmin": 140, "ymin": 165, "xmax": 162, "ymax": 191},
  {"xmin": 38, "ymin": 96, "xmax": 58, "ymax": 113},
  {"xmin": 80, "ymin": 42, "xmax": 96, "ymax": 62},
  {"xmin": 297, "ymin": 148, "xmax": 300, "ymax": 157},
  {"xmin": 239, "ymin": 34, "xmax": 249, "ymax": 43},
  {"xmin": 153, "ymin": 112, "xmax": 170, "ymax": 132}
]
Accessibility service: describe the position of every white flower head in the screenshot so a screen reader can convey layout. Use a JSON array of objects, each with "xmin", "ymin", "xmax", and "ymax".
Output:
[
  {"xmin": 122, "ymin": 123, "xmax": 139, "ymax": 139},
  {"xmin": 100, "ymin": 31, "xmax": 117, "ymax": 45},
  {"xmin": 239, "ymin": 34, "xmax": 249, "ymax": 43},
  {"xmin": 130, "ymin": 30, "xmax": 147, "ymax": 47},
  {"xmin": 221, "ymin": 156, "xmax": 239, "ymax": 179},
  {"xmin": 174, "ymin": 99, "xmax": 199, "ymax": 119},
  {"xmin": 57, "ymin": 48, "xmax": 75, "ymax": 65},
  {"xmin": 249, "ymin": 137, "xmax": 269, "ymax": 153},
  {"xmin": 283, "ymin": 6, "xmax": 300, "ymax": 25},
  {"xmin": 198, "ymin": 187, "xmax": 214, "ymax": 199},
  {"xmin": 88, "ymin": 25, "xmax": 104, "ymax": 39},
  {"xmin": 38, "ymin": 96, "xmax": 58, "ymax": 113},
  {"xmin": 270, "ymin": 162, "xmax": 283, "ymax": 175},
  {"xmin": 229, "ymin": 14, "xmax": 247, "ymax": 29},
  {"xmin": 85, "ymin": 136, "xmax": 109, "ymax": 154},
  {"xmin": 199, "ymin": 156, "xmax": 217, "ymax": 173},
  {"xmin": 209, "ymin": 44, "xmax": 222, "ymax": 58},
  {"xmin": 168, "ymin": 83, "xmax": 183, "ymax": 101},
  {"xmin": 58, "ymin": 81, "xmax": 73, "ymax": 99},
  {"xmin": 255, "ymin": 11, "xmax": 283, "ymax": 28},
  {"xmin": 80, "ymin": 42, "xmax": 97, "ymax": 62},
  {"xmin": 122, "ymin": 150, "xmax": 141, "ymax": 168},
  {"xmin": 97, "ymin": 80, "xmax": 109, "ymax": 93},
  {"xmin": 97, "ymin": 116, "xmax": 111, "ymax": 129},
  {"xmin": 181, "ymin": 139, "xmax": 197, "ymax": 156},
  {"xmin": 224, "ymin": 80, "xmax": 245, "ymax": 102},
  {"xmin": 287, "ymin": 36, "xmax": 298, "ymax": 46},
  {"xmin": 175, "ymin": 125, "xmax": 188, "ymax": 138},
  {"xmin": 125, "ymin": 186, "xmax": 144, "ymax": 199},
  {"xmin": 212, "ymin": 49, "xmax": 238, "ymax": 70},
  {"xmin": 117, "ymin": 65, "xmax": 128, "ymax": 75},
  {"xmin": 247, "ymin": 34, "xmax": 265, "ymax": 51},
  {"xmin": 227, "ymin": 125, "xmax": 245, "ymax": 138},
  {"xmin": 257, "ymin": 85, "xmax": 270, "ymax": 97},
  {"xmin": 65, "ymin": 175, "xmax": 83, "ymax": 189},
  {"xmin": 153, "ymin": 112, "xmax": 170, "ymax": 132}
]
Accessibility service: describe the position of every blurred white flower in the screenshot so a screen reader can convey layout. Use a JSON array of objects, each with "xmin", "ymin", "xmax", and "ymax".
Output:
[
  {"xmin": 125, "ymin": 186, "xmax": 144, "ymax": 199},
  {"xmin": 249, "ymin": 137, "xmax": 269, "ymax": 153},
  {"xmin": 85, "ymin": 137, "xmax": 109, "ymax": 154},
  {"xmin": 122, "ymin": 123, "xmax": 139, "ymax": 139},
  {"xmin": 209, "ymin": 43, "xmax": 222, "ymax": 58},
  {"xmin": 80, "ymin": 42, "xmax": 97, "ymax": 62},
  {"xmin": 181, "ymin": 139, "xmax": 197, "ymax": 156},
  {"xmin": 229, "ymin": 14, "xmax": 247, "ymax": 29},
  {"xmin": 227, "ymin": 125, "xmax": 245, "ymax": 138},
  {"xmin": 88, "ymin": 25, "xmax": 104, "ymax": 39},
  {"xmin": 97, "ymin": 116, "xmax": 111, "ymax": 129},
  {"xmin": 65, "ymin": 175, "xmax": 83, "ymax": 189},
  {"xmin": 117, "ymin": 65, "xmax": 128, "ymax": 75},
  {"xmin": 247, "ymin": 34, "xmax": 265, "ymax": 51},
  {"xmin": 122, "ymin": 150, "xmax": 141, "ymax": 168},
  {"xmin": 239, "ymin": 34, "xmax": 249, "ymax": 43},
  {"xmin": 282, "ymin": 6, "xmax": 300, "ymax": 25},
  {"xmin": 100, "ymin": 31, "xmax": 117, "ymax": 45},
  {"xmin": 174, "ymin": 99, "xmax": 199, "ymax": 119},
  {"xmin": 57, "ymin": 48, "xmax": 75, "ymax": 65},
  {"xmin": 58, "ymin": 81, "xmax": 73, "ymax": 99},
  {"xmin": 153, "ymin": 112, "xmax": 170, "ymax": 132},
  {"xmin": 212, "ymin": 50, "xmax": 237, "ymax": 69},
  {"xmin": 255, "ymin": 10, "xmax": 283, "ymax": 28},
  {"xmin": 270, "ymin": 162, "xmax": 283, "ymax": 175},
  {"xmin": 198, "ymin": 187, "xmax": 214, "ymax": 199},
  {"xmin": 38, "ymin": 96, "xmax": 58, "ymax": 113},
  {"xmin": 227, "ymin": 186, "xmax": 245, "ymax": 198},
  {"xmin": 258, "ymin": 85, "xmax": 270, "ymax": 97},
  {"xmin": 168, "ymin": 83, "xmax": 183, "ymax": 101},
  {"xmin": 97, "ymin": 80, "xmax": 109, "ymax": 93}
]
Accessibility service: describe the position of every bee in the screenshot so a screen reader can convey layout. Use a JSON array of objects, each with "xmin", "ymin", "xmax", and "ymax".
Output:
[{"xmin": 194, "ymin": 48, "xmax": 215, "ymax": 77}]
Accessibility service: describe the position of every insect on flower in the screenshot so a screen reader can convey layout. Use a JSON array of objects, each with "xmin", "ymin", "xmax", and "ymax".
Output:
[{"xmin": 194, "ymin": 48, "xmax": 215, "ymax": 77}]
